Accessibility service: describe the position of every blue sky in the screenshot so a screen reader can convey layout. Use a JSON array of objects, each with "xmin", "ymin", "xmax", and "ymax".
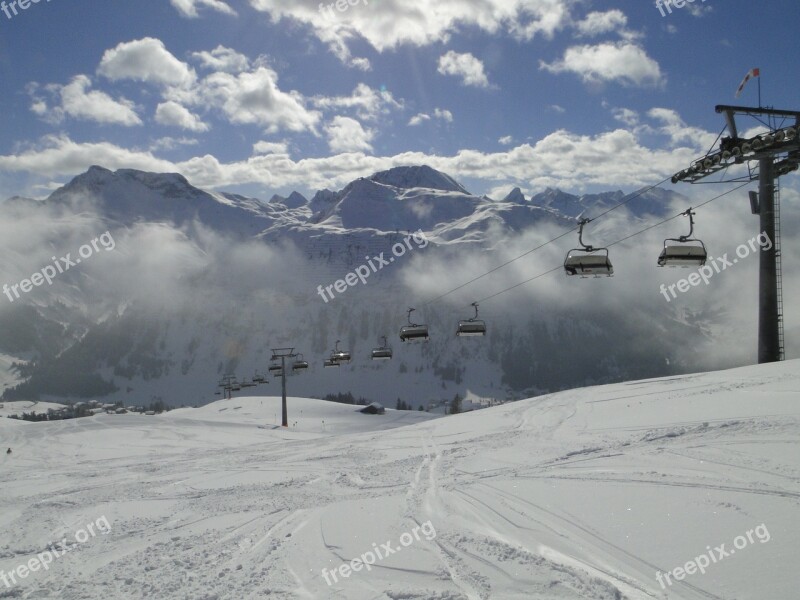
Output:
[{"xmin": 0, "ymin": 0, "xmax": 798, "ymax": 200}]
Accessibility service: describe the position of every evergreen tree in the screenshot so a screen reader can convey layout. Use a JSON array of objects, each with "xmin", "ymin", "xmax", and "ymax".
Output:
[{"xmin": 450, "ymin": 393, "xmax": 462, "ymax": 415}]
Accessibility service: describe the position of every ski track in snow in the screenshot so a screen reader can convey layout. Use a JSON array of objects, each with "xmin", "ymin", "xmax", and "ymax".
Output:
[{"xmin": 1, "ymin": 362, "xmax": 799, "ymax": 599}]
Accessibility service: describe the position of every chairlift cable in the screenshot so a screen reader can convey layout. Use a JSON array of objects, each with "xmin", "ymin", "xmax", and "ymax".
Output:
[
  {"xmin": 420, "ymin": 175, "xmax": 674, "ymax": 308},
  {"xmin": 469, "ymin": 182, "xmax": 750, "ymax": 306}
]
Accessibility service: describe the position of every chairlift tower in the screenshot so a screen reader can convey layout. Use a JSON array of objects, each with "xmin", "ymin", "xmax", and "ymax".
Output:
[
  {"xmin": 271, "ymin": 347, "xmax": 303, "ymax": 427},
  {"xmin": 672, "ymin": 104, "xmax": 800, "ymax": 363}
]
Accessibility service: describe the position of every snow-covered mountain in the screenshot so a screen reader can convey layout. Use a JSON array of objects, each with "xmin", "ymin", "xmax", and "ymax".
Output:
[{"xmin": 0, "ymin": 165, "xmax": 716, "ymax": 408}]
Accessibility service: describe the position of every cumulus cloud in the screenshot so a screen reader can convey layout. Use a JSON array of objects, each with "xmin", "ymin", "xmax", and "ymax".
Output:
[
  {"xmin": 247, "ymin": 0, "xmax": 571, "ymax": 66},
  {"xmin": 191, "ymin": 46, "xmax": 251, "ymax": 73},
  {"xmin": 574, "ymin": 9, "xmax": 636, "ymax": 38},
  {"xmin": 0, "ymin": 107, "xmax": 730, "ymax": 195},
  {"xmin": 155, "ymin": 101, "xmax": 210, "ymax": 132},
  {"xmin": 540, "ymin": 42, "xmax": 663, "ymax": 87},
  {"xmin": 311, "ymin": 83, "xmax": 403, "ymax": 121},
  {"xmin": 193, "ymin": 67, "xmax": 321, "ymax": 134},
  {"xmin": 29, "ymin": 76, "xmax": 141, "ymax": 127},
  {"xmin": 437, "ymin": 51, "xmax": 491, "ymax": 88},
  {"xmin": 252, "ymin": 141, "xmax": 288, "ymax": 155},
  {"xmin": 98, "ymin": 38, "xmax": 197, "ymax": 88},
  {"xmin": 409, "ymin": 108, "xmax": 453, "ymax": 126},
  {"xmin": 149, "ymin": 137, "xmax": 199, "ymax": 152},
  {"xmin": 171, "ymin": 0, "xmax": 236, "ymax": 18},
  {"xmin": 324, "ymin": 116, "xmax": 374, "ymax": 153}
]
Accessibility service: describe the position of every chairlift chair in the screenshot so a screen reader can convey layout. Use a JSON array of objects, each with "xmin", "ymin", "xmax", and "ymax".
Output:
[
  {"xmin": 399, "ymin": 308, "xmax": 430, "ymax": 342},
  {"xmin": 657, "ymin": 208, "xmax": 708, "ymax": 267},
  {"xmin": 456, "ymin": 302, "xmax": 486, "ymax": 337},
  {"xmin": 268, "ymin": 363, "xmax": 283, "ymax": 377},
  {"xmin": 240, "ymin": 379, "xmax": 257, "ymax": 388},
  {"xmin": 371, "ymin": 335, "xmax": 393, "ymax": 360},
  {"xmin": 323, "ymin": 358, "xmax": 340, "ymax": 368},
  {"xmin": 564, "ymin": 218, "xmax": 614, "ymax": 277},
  {"xmin": 292, "ymin": 354, "xmax": 309, "ymax": 372},
  {"xmin": 252, "ymin": 372, "xmax": 267, "ymax": 384},
  {"xmin": 230, "ymin": 383, "xmax": 241, "ymax": 391},
  {"xmin": 331, "ymin": 340, "xmax": 351, "ymax": 364}
]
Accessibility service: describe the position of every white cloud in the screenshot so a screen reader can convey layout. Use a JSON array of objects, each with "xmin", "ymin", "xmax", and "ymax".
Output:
[
  {"xmin": 549, "ymin": 104, "xmax": 566, "ymax": 113},
  {"xmin": 312, "ymin": 83, "xmax": 403, "ymax": 121},
  {"xmin": 498, "ymin": 135, "xmax": 514, "ymax": 145},
  {"xmin": 195, "ymin": 67, "xmax": 320, "ymax": 134},
  {"xmin": 0, "ymin": 111, "xmax": 722, "ymax": 194},
  {"xmin": 155, "ymin": 101, "xmax": 210, "ymax": 132},
  {"xmin": 575, "ymin": 10, "xmax": 628, "ymax": 37},
  {"xmin": 408, "ymin": 113, "xmax": 431, "ymax": 127},
  {"xmin": 97, "ymin": 38, "xmax": 197, "ymax": 88},
  {"xmin": 437, "ymin": 51, "xmax": 490, "ymax": 88},
  {"xmin": 324, "ymin": 116, "xmax": 374, "ymax": 153},
  {"xmin": 540, "ymin": 42, "xmax": 663, "ymax": 87},
  {"xmin": 613, "ymin": 107, "xmax": 640, "ymax": 127},
  {"xmin": 171, "ymin": 0, "xmax": 236, "ymax": 18},
  {"xmin": 409, "ymin": 108, "xmax": 453, "ymax": 126},
  {"xmin": 253, "ymin": 141, "xmax": 288, "ymax": 155},
  {"xmin": 191, "ymin": 46, "xmax": 250, "ymax": 73},
  {"xmin": 687, "ymin": 3, "xmax": 713, "ymax": 17},
  {"xmin": 0, "ymin": 134, "xmax": 174, "ymax": 177},
  {"xmin": 247, "ymin": 0, "xmax": 571, "ymax": 66},
  {"xmin": 647, "ymin": 108, "xmax": 718, "ymax": 149},
  {"xmin": 434, "ymin": 108, "xmax": 453, "ymax": 122},
  {"xmin": 29, "ymin": 75, "xmax": 141, "ymax": 127},
  {"xmin": 150, "ymin": 137, "xmax": 199, "ymax": 152}
]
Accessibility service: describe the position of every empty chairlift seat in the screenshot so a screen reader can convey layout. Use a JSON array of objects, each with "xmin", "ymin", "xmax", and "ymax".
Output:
[
  {"xmin": 456, "ymin": 302, "xmax": 486, "ymax": 336},
  {"xmin": 564, "ymin": 250, "xmax": 614, "ymax": 276},
  {"xmin": 399, "ymin": 308, "xmax": 429, "ymax": 342},
  {"xmin": 657, "ymin": 209, "xmax": 707, "ymax": 268},
  {"xmin": 564, "ymin": 218, "xmax": 614, "ymax": 277},
  {"xmin": 371, "ymin": 336, "xmax": 393, "ymax": 360},
  {"xmin": 292, "ymin": 355, "xmax": 309, "ymax": 371},
  {"xmin": 657, "ymin": 243, "xmax": 707, "ymax": 267}
]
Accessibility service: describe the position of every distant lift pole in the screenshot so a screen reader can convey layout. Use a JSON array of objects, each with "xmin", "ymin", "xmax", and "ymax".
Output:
[
  {"xmin": 271, "ymin": 347, "xmax": 298, "ymax": 427},
  {"xmin": 672, "ymin": 104, "xmax": 800, "ymax": 363}
]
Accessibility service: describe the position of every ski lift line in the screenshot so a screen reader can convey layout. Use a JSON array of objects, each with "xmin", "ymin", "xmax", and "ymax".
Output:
[
  {"xmin": 419, "ymin": 227, "xmax": 579, "ymax": 307},
  {"xmin": 470, "ymin": 182, "xmax": 750, "ymax": 307},
  {"xmin": 582, "ymin": 175, "xmax": 673, "ymax": 222},
  {"xmin": 419, "ymin": 175, "xmax": 675, "ymax": 308},
  {"xmin": 474, "ymin": 265, "xmax": 562, "ymax": 304}
]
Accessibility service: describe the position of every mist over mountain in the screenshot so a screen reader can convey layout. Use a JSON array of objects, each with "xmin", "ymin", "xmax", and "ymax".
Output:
[{"xmin": 0, "ymin": 165, "xmax": 790, "ymax": 408}]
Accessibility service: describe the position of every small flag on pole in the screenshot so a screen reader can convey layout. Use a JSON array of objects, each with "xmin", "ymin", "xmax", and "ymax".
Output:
[{"xmin": 735, "ymin": 68, "xmax": 760, "ymax": 98}]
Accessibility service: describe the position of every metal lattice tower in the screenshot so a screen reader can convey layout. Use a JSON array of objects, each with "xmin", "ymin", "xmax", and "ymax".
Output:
[
  {"xmin": 775, "ymin": 182, "xmax": 785, "ymax": 360},
  {"xmin": 672, "ymin": 104, "xmax": 799, "ymax": 363}
]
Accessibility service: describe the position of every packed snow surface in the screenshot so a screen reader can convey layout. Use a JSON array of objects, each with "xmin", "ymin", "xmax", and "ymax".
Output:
[{"xmin": 1, "ymin": 361, "xmax": 799, "ymax": 599}]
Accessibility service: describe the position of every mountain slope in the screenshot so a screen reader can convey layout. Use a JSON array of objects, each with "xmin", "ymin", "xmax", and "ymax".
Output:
[{"xmin": 1, "ymin": 360, "xmax": 797, "ymax": 599}]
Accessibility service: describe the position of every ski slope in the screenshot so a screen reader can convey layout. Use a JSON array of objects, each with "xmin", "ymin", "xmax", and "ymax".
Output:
[{"xmin": 1, "ymin": 362, "xmax": 799, "ymax": 599}]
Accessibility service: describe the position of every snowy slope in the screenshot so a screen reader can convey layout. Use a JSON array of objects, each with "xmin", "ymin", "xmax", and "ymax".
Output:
[{"xmin": 1, "ymin": 361, "xmax": 798, "ymax": 599}]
